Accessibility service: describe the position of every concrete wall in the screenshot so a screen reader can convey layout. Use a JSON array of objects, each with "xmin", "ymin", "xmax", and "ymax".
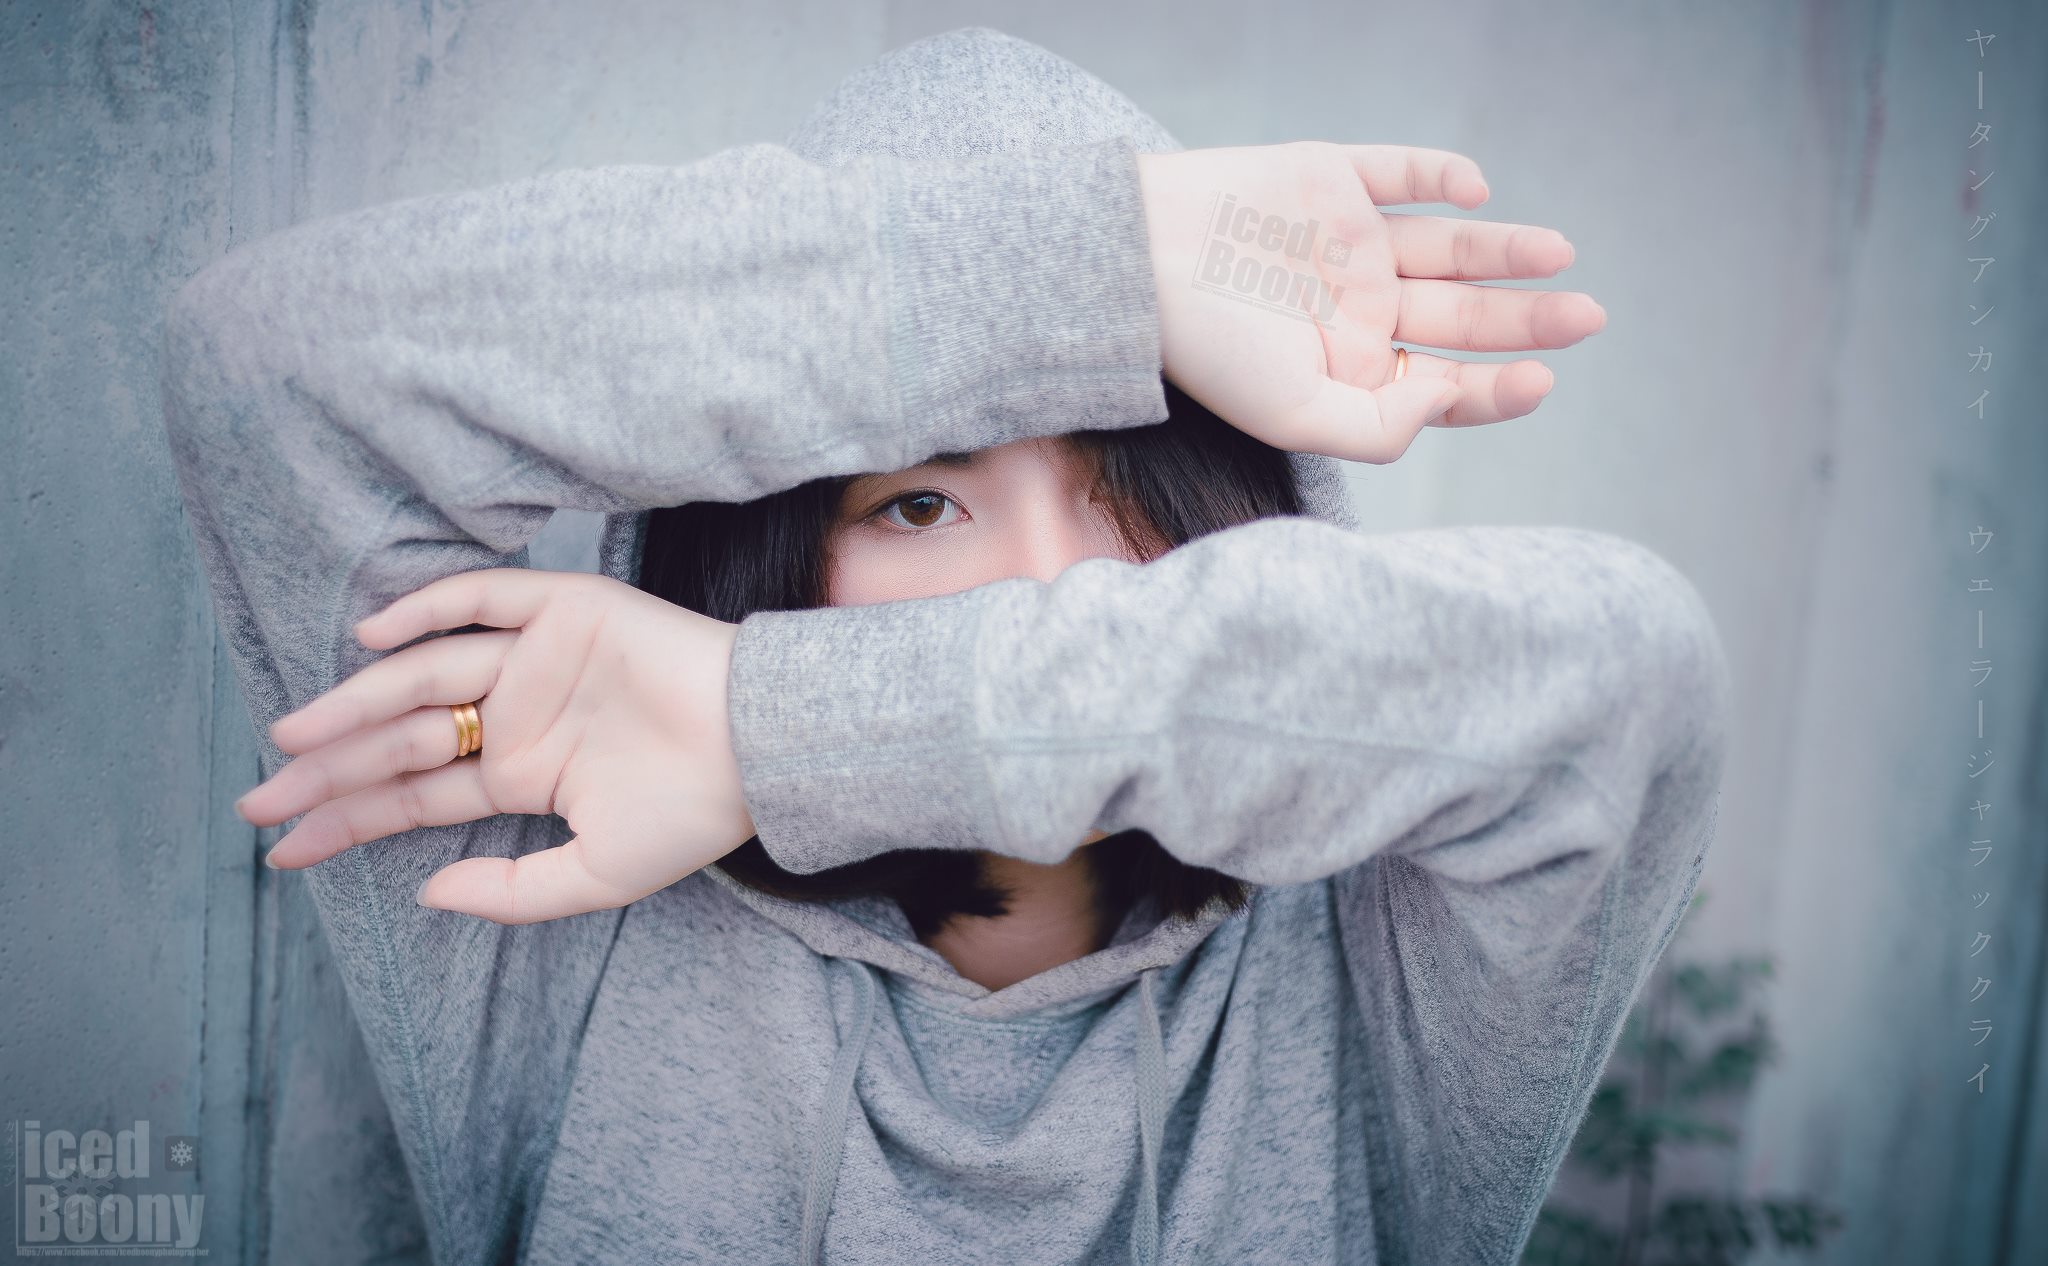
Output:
[{"xmin": 3, "ymin": 2, "xmax": 2040, "ymax": 1262}]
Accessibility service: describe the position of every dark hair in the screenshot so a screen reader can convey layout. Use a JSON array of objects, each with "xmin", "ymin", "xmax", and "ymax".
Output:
[{"xmin": 633, "ymin": 377, "xmax": 1305, "ymax": 942}]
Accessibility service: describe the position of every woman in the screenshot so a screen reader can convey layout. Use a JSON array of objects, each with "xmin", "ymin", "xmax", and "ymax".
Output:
[{"xmin": 162, "ymin": 27, "xmax": 1727, "ymax": 1266}]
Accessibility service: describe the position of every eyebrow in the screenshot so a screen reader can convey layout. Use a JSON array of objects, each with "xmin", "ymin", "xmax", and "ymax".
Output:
[{"xmin": 844, "ymin": 449, "xmax": 979, "ymax": 497}]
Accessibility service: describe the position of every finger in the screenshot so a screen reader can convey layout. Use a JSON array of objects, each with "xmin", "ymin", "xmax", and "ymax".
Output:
[
  {"xmin": 270, "ymin": 630, "xmax": 515, "ymax": 756},
  {"xmin": 1381, "ymin": 213, "xmax": 1574, "ymax": 281},
  {"xmin": 263, "ymin": 756, "xmax": 495, "ymax": 869},
  {"xmin": 1344, "ymin": 145, "xmax": 1489, "ymax": 210},
  {"xmin": 355, "ymin": 567, "xmax": 587, "ymax": 649},
  {"xmin": 1395, "ymin": 279, "xmax": 1607, "ymax": 354},
  {"xmin": 1387, "ymin": 350, "xmax": 1559, "ymax": 427},
  {"xmin": 1274, "ymin": 376, "xmax": 1463, "ymax": 466},
  {"xmin": 415, "ymin": 839, "xmax": 644, "ymax": 925},
  {"xmin": 242, "ymin": 705, "xmax": 475, "ymax": 828}
]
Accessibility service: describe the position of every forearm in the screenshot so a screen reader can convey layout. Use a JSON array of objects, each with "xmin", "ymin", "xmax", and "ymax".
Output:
[
  {"xmin": 728, "ymin": 516, "xmax": 1730, "ymax": 885},
  {"xmin": 157, "ymin": 135, "xmax": 1177, "ymax": 1260},
  {"xmin": 162, "ymin": 136, "xmax": 1168, "ymax": 556}
]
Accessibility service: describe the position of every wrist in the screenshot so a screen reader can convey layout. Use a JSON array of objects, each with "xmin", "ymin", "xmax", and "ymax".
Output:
[
  {"xmin": 884, "ymin": 137, "xmax": 1168, "ymax": 462},
  {"xmin": 723, "ymin": 591, "xmax": 1006, "ymax": 874}
]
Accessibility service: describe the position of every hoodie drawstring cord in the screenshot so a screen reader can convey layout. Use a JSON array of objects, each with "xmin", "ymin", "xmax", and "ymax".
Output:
[
  {"xmin": 1130, "ymin": 965, "xmax": 1168, "ymax": 1266},
  {"xmin": 800, "ymin": 958, "xmax": 880, "ymax": 1266}
]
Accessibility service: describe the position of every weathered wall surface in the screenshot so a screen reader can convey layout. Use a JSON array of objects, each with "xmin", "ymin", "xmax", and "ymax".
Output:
[{"xmin": 2, "ymin": 3, "xmax": 2039, "ymax": 1262}]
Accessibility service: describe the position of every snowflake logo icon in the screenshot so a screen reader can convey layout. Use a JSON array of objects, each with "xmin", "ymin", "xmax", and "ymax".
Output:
[
  {"xmin": 51, "ymin": 1171, "xmax": 116, "ymax": 1202},
  {"xmin": 163, "ymin": 1135, "xmax": 200, "ymax": 1171}
]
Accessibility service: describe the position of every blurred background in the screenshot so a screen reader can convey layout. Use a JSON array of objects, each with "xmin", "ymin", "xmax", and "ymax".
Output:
[{"xmin": 2, "ymin": 1, "xmax": 2042, "ymax": 1262}]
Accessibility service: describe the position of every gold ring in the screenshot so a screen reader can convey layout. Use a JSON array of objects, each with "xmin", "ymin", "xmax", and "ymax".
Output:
[
  {"xmin": 1392, "ymin": 346, "xmax": 1409, "ymax": 382},
  {"xmin": 450, "ymin": 702, "xmax": 482, "ymax": 758}
]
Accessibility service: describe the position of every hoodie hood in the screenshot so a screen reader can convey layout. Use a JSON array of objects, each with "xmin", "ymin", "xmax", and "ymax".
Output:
[
  {"xmin": 596, "ymin": 26, "xmax": 1361, "ymax": 988},
  {"xmin": 591, "ymin": 31, "xmax": 1359, "ymax": 1263}
]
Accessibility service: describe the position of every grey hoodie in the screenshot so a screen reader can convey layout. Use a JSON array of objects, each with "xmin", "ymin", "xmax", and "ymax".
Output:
[{"xmin": 159, "ymin": 25, "xmax": 1729, "ymax": 1266}]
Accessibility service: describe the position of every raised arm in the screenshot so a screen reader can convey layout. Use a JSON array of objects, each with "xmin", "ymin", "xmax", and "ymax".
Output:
[
  {"xmin": 157, "ymin": 135, "xmax": 1166, "ymax": 1266},
  {"xmin": 728, "ymin": 514, "xmax": 1729, "ymax": 884},
  {"xmin": 724, "ymin": 511, "xmax": 1730, "ymax": 1262},
  {"xmin": 163, "ymin": 138, "xmax": 1168, "ymax": 545}
]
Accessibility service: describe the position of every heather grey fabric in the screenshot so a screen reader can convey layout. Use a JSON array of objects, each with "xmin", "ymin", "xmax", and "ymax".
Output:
[{"xmin": 159, "ymin": 25, "xmax": 1728, "ymax": 1266}]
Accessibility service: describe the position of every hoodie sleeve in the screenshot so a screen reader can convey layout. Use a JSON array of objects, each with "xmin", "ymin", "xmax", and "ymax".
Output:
[
  {"xmin": 729, "ymin": 511, "xmax": 1730, "ymax": 1260},
  {"xmin": 157, "ymin": 135, "xmax": 1167, "ymax": 1266},
  {"xmin": 729, "ymin": 513, "xmax": 1729, "ymax": 884}
]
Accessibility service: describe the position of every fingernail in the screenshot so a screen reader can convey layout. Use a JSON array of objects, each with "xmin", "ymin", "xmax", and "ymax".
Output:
[
  {"xmin": 414, "ymin": 878, "xmax": 438, "ymax": 908},
  {"xmin": 261, "ymin": 848, "xmax": 280, "ymax": 870}
]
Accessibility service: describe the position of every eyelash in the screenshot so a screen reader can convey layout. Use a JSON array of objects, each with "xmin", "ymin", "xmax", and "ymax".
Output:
[{"xmin": 864, "ymin": 489, "xmax": 966, "ymax": 533}]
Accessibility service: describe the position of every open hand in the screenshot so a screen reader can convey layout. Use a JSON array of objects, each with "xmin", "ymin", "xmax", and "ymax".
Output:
[
  {"xmin": 234, "ymin": 569, "xmax": 756, "ymax": 924},
  {"xmin": 1137, "ymin": 142, "xmax": 1604, "ymax": 463}
]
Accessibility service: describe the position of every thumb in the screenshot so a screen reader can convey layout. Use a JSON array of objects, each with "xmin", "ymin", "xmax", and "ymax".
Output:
[
  {"xmin": 1417, "ymin": 379, "xmax": 1463, "ymax": 427},
  {"xmin": 1280, "ymin": 376, "xmax": 1463, "ymax": 464},
  {"xmin": 415, "ymin": 838, "xmax": 641, "ymax": 924}
]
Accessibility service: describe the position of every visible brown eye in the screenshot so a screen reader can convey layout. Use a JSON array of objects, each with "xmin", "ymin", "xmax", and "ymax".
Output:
[{"xmin": 870, "ymin": 490, "xmax": 964, "ymax": 532}]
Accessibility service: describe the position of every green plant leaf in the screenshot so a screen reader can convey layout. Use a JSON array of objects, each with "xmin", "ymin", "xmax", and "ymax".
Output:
[
  {"xmin": 1540, "ymin": 940, "xmax": 1844, "ymax": 1259},
  {"xmin": 1650, "ymin": 1195, "xmax": 1757, "ymax": 1262},
  {"xmin": 1676, "ymin": 1030, "xmax": 1776, "ymax": 1099},
  {"xmin": 1758, "ymin": 1197, "xmax": 1846, "ymax": 1249},
  {"xmin": 1631, "ymin": 1108, "xmax": 1739, "ymax": 1151},
  {"xmin": 1519, "ymin": 1205, "xmax": 1621, "ymax": 1266},
  {"xmin": 1568, "ymin": 1085, "xmax": 1640, "ymax": 1178}
]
